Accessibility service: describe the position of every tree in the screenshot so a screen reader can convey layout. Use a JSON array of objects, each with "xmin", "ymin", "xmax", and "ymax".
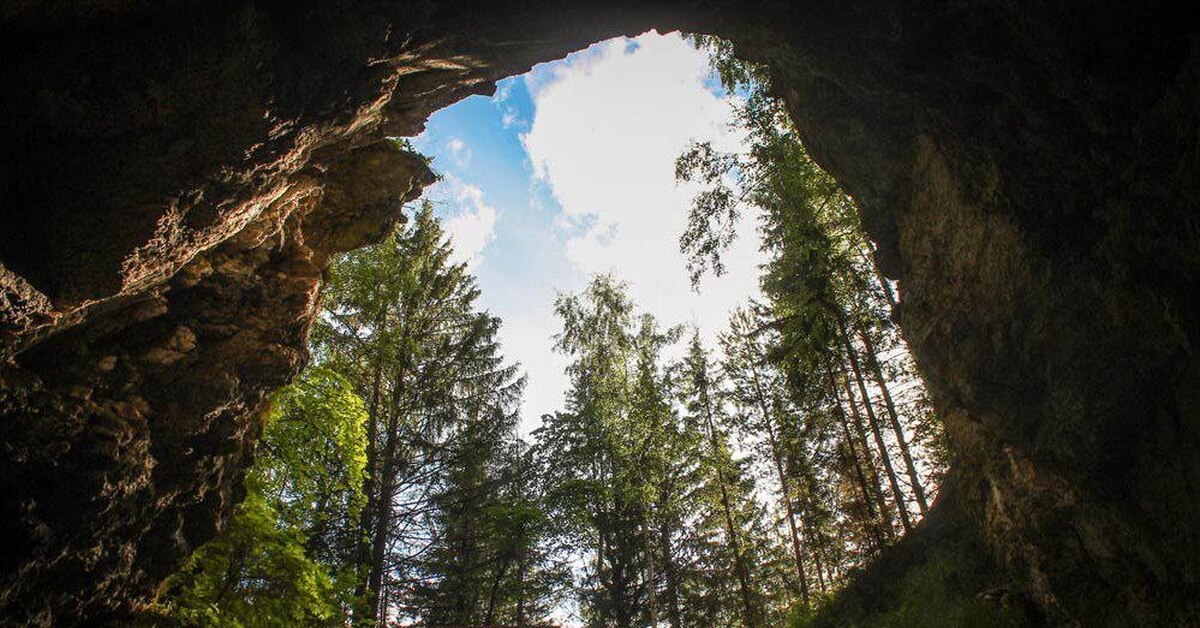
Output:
[
  {"xmin": 151, "ymin": 367, "xmax": 369, "ymax": 626},
  {"xmin": 537, "ymin": 275, "xmax": 649, "ymax": 627},
  {"xmin": 721, "ymin": 306, "xmax": 813, "ymax": 606},
  {"xmin": 413, "ymin": 421, "xmax": 564, "ymax": 626},
  {"xmin": 314, "ymin": 201, "xmax": 528, "ymax": 625},
  {"xmin": 153, "ymin": 494, "xmax": 342, "ymax": 627},
  {"xmin": 677, "ymin": 331, "xmax": 788, "ymax": 627},
  {"xmin": 257, "ymin": 367, "xmax": 369, "ymax": 578}
]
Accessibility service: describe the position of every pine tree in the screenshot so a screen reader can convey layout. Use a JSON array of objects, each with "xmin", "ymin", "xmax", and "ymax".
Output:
[
  {"xmin": 627, "ymin": 314, "xmax": 687, "ymax": 628},
  {"xmin": 677, "ymin": 332, "xmax": 771, "ymax": 628},
  {"xmin": 315, "ymin": 202, "xmax": 526, "ymax": 625},
  {"xmin": 721, "ymin": 307, "xmax": 814, "ymax": 606}
]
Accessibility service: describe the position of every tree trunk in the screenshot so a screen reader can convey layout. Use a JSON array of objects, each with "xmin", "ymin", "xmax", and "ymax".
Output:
[
  {"xmin": 749, "ymin": 369, "xmax": 811, "ymax": 606},
  {"xmin": 768, "ymin": 425, "xmax": 811, "ymax": 607},
  {"xmin": 643, "ymin": 523, "xmax": 659, "ymax": 627},
  {"xmin": 700, "ymin": 395, "xmax": 757, "ymax": 627},
  {"xmin": 658, "ymin": 515, "xmax": 683, "ymax": 628},
  {"xmin": 485, "ymin": 556, "xmax": 511, "ymax": 626},
  {"xmin": 365, "ymin": 376, "xmax": 406, "ymax": 626},
  {"xmin": 365, "ymin": 449, "xmax": 395, "ymax": 625},
  {"xmin": 857, "ymin": 326, "xmax": 930, "ymax": 515},
  {"xmin": 353, "ymin": 307, "xmax": 387, "ymax": 626},
  {"xmin": 840, "ymin": 369, "xmax": 899, "ymax": 534},
  {"xmin": 715, "ymin": 461, "xmax": 756, "ymax": 627},
  {"xmin": 811, "ymin": 535, "xmax": 828, "ymax": 593},
  {"xmin": 827, "ymin": 368, "xmax": 888, "ymax": 548},
  {"xmin": 841, "ymin": 327, "xmax": 913, "ymax": 533},
  {"xmin": 515, "ymin": 553, "xmax": 529, "ymax": 627}
]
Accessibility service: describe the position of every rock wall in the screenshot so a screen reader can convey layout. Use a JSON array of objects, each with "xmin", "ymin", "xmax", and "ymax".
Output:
[
  {"xmin": 764, "ymin": 4, "xmax": 1200, "ymax": 624},
  {"xmin": 1, "ymin": 0, "xmax": 1197, "ymax": 625}
]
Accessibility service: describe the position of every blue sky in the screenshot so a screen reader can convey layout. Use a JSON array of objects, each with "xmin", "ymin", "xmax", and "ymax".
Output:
[{"xmin": 412, "ymin": 32, "xmax": 763, "ymax": 438}]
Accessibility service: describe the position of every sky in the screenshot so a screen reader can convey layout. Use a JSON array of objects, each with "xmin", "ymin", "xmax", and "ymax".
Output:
[{"xmin": 412, "ymin": 31, "xmax": 764, "ymax": 438}]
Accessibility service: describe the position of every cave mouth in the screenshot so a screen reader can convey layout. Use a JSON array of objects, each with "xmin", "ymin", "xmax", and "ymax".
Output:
[
  {"xmin": 3, "ymin": 2, "xmax": 1198, "ymax": 626},
  {"xmin": 150, "ymin": 30, "xmax": 952, "ymax": 626}
]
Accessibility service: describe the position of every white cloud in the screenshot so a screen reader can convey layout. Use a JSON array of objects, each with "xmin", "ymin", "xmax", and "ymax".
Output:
[
  {"xmin": 446, "ymin": 137, "xmax": 471, "ymax": 167},
  {"xmin": 492, "ymin": 81, "xmax": 526, "ymax": 129},
  {"xmin": 521, "ymin": 31, "xmax": 761, "ymax": 355},
  {"xmin": 428, "ymin": 175, "xmax": 498, "ymax": 271}
]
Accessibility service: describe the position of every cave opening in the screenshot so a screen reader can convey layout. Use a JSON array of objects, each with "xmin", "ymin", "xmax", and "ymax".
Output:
[
  {"xmin": 2, "ymin": 2, "xmax": 1198, "ymax": 627},
  {"xmin": 139, "ymin": 31, "xmax": 963, "ymax": 627}
]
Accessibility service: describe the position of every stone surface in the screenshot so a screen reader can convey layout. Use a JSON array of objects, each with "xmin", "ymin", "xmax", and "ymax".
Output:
[{"xmin": 1, "ymin": 1, "xmax": 1197, "ymax": 625}]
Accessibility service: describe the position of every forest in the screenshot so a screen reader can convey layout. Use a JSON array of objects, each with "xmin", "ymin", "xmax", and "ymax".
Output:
[{"xmin": 142, "ymin": 41, "xmax": 1011, "ymax": 628}]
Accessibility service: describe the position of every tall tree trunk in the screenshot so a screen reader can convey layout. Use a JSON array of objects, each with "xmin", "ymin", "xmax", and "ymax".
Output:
[
  {"xmin": 857, "ymin": 326, "xmax": 930, "ymax": 515},
  {"xmin": 840, "ymin": 370, "xmax": 899, "ymax": 534},
  {"xmin": 715, "ymin": 458, "xmax": 756, "ymax": 627},
  {"xmin": 611, "ymin": 508, "xmax": 637, "ymax": 628},
  {"xmin": 484, "ymin": 556, "xmax": 512, "ymax": 626},
  {"xmin": 365, "ymin": 378, "xmax": 405, "ymax": 626},
  {"xmin": 643, "ymin": 523, "xmax": 659, "ymax": 627},
  {"xmin": 515, "ymin": 553, "xmax": 529, "ymax": 627},
  {"xmin": 696, "ymin": 382, "xmax": 757, "ymax": 626},
  {"xmin": 840, "ymin": 326, "xmax": 913, "ymax": 533},
  {"xmin": 596, "ymin": 509, "xmax": 610, "ymax": 626},
  {"xmin": 827, "ymin": 367, "xmax": 888, "ymax": 548},
  {"xmin": 791, "ymin": 439, "xmax": 830, "ymax": 593},
  {"xmin": 354, "ymin": 311, "xmax": 386, "ymax": 626},
  {"xmin": 768, "ymin": 425, "xmax": 811, "ymax": 606},
  {"xmin": 365, "ymin": 446, "xmax": 395, "ymax": 625},
  {"xmin": 748, "ymin": 369, "xmax": 811, "ymax": 606},
  {"xmin": 811, "ymin": 534, "xmax": 828, "ymax": 593},
  {"xmin": 658, "ymin": 514, "xmax": 683, "ymax": 628}
]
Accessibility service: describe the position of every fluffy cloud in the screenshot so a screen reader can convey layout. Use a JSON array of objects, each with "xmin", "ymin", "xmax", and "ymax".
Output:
[
  {"xmin": 494, "ymin": 301, "xmax": 570, "ymax": 439},
  {"xmin": 522, "ymin": 32, "xmax": 761, "ymax": 353}
]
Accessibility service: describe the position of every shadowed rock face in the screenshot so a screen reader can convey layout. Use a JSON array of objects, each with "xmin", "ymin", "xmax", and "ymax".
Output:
[{"xmin": 1, "ymin": 1, "xmax": 1197, "ymax": 625}]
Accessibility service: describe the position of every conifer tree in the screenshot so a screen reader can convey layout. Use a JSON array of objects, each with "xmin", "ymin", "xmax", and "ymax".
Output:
[
  {"xmin": 677, "ymin": 332, "xmax": 775, "ymax": 627},
  {"xmin": 315, "ymin": 202, "xmax": 527, "ymax": 625},
  {"xmin": 721, "ymin": 307, "xmax": 814, "ymax": 606}
]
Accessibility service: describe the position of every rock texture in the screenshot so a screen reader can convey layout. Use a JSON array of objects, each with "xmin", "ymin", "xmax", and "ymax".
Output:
[{"xmin": 1, "ymin": 0, "xmax": 1197, "ymax": 625}]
